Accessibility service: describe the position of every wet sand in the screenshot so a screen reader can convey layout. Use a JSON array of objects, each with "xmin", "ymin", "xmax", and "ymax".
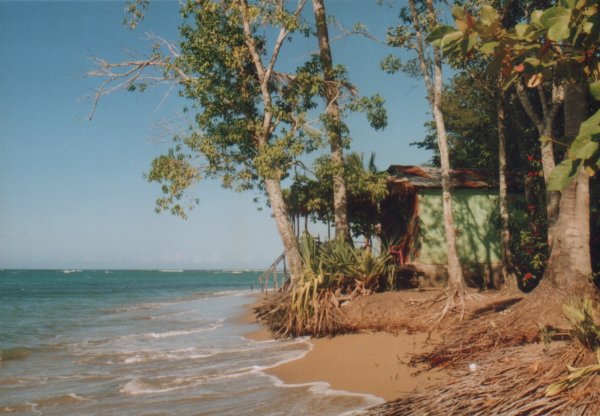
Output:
[{"xmin": 244, "ymin": 301, "xmax": 448, "ymax": 401}]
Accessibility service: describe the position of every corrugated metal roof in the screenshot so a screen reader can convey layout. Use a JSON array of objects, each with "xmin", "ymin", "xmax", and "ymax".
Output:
[{"xmin": 387, "ymin": 165, "xmax": 494, "ymax": 189}]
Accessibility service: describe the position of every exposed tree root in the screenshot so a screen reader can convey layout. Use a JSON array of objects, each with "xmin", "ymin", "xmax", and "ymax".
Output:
[
  {"xmin": 366, "ymin": 342, "xmax": 600, "ymax": 416},
  {"xmin": 254, "ymin": 290, "xmax": 357, "ymax": 338},
  {"xmin": 416, "ymin": 282, "xmax": 599, "ymax": 368}
]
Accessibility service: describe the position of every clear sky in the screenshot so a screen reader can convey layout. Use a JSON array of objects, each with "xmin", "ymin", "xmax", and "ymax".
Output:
[{"xmin": 0, "ymin": 0, "xmax": 432, "ymax": 270}]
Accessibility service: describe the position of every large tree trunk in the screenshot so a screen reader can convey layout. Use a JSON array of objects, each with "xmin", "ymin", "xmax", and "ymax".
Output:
[
  {"xmin": 312, "ymin": 0, "xmax": 351, "ymax": 243},
  {"xmin": 264, "ymin": 178, "xmax": 303, "ymax": 282},
  {"xmin": 542, "ymin": 83, "xmax": 592, "ymax": 293},
  {"xmin": 497, "ymin": 85, "xmax": 516, "ymax": 290}
]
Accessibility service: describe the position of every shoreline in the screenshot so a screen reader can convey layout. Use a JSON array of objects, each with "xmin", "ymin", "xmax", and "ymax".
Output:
[{"xmin": 242, "ymin": 295, "xmax": 448, "ymax": 403}]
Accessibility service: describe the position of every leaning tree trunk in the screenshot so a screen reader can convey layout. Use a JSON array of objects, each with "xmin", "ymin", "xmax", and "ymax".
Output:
[
  {"xmin": 542, "ymin": 83, "xmax": 593, "ymax": 294},
  {"xmin": 312, "ymin": 0, "xmax": 351, "ymax": 244},
  {"xmin": 237, "ymin": 0, "xmax": 305, "ymax": 283},
  {"xmin": 264, "ymin": 178, "xmax": 303, "ymax": 282}
]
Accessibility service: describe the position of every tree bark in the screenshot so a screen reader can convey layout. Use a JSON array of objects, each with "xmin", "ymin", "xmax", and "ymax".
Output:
[
  {"xmin": 432, "ymin": 94, "xmax": 466, "ymax": 299},
  {"xmin": 409, "ymin": 0, "xmax": 465, "ymax": 304},
  {"xmin": 542, "ymin": 83, "xmax": 592, "ymax": 293},
  {"xmin": 497, "ymin": 85, "xmax": 516, "ymax": 290},
  {"xmin": 238, "ymin": 0, "xmax": 304, "ymax": 281},
  {"xmin": 312, "ymin": 0, "xmax": 351, "ymax": 243},
  {"xmin": 515, "ymin": 81, "xmax": 563, "ymax": 248},
  {"xmin": 264, "ymin": 178, "xmax": 303, "ymax": 281}
]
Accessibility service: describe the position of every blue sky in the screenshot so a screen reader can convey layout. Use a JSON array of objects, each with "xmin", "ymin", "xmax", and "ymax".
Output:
[{"xmin": 0, "ymin": 0, "xmax": 432, "ymax": 269}]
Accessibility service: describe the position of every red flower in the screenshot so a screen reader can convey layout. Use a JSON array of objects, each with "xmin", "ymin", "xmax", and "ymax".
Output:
[
  {"xmin": 523, "ymin": 273, "xmax": 534, "ymax": 281},
  {"xmin": 527, "ymin": 154, "xmax": 534, "ymax": 162}
]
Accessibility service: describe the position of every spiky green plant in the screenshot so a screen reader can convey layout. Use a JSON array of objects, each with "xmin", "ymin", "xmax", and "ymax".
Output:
[
  {"xmin": 545, "ymin": 298, "xmax": 600, "ymax": 397},
  {"xmin": 563, "ymin": 298, "xmax": 600, "ymax": 351},
  {"xmin": 279, "ymin": 233, "xmax": 395, "ymax": 336}
]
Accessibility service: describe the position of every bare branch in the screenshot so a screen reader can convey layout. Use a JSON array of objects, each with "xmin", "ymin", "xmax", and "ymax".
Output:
[
  {"xmin": 86, "ymin": 34, "xmax": 194, "ymax": 120},
  {"xmin": 264, "ymin": 0, "xmax": 307, "ymax": 82},
  {"xmin": 331, "ymin": 19, "xmax": 387, "ymax": 45}
]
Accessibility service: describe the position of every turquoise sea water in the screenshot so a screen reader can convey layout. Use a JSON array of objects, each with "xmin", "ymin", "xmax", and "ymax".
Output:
[{"xmin": 0, "ymin": 270, "xmax": 381, "ymax": 415}]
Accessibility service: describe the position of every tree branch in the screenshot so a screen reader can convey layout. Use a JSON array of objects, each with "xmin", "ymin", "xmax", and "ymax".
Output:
[
  {"xmin": 264, "ymin": 0, "xmax": 307, "ymax": 82},
  {"xmin": 408, "ymin": 0, "xmax": 434, "ymax": 103},
  {"xmin": 331, "ymin": 19, "xmax": 387, "ymax": 45},
  {"xmin": 515, "ymin": 80, "xmax": 544, "ymax": 133},
  {"xmin": 86, "ymin": 34, "xmax": 194, "ymax": 120}
]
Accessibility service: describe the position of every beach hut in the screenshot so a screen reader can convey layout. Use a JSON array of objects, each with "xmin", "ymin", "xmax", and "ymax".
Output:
[{"xmin": 381, "ymin": 165, "xmax": 501, "ymax": 287}]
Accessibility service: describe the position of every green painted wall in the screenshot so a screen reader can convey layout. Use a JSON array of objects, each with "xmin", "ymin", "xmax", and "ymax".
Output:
[{"xmin": 417, "ymin": 188, "xmax": 500, "ymax": 265}]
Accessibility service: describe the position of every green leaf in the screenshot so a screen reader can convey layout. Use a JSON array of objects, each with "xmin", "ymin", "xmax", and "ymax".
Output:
[
  {"xmin": 548, "ymin": 21, "xmax": 572, "ymax": 41},
  {"xmin": 590, "ymin": 82, "xmax": 600, "ymax": 101},
  {"xmin": 515, "ymin": 23, "xmax": 530, "ymax": 37},
  {"xmin": 560, "ymin": 0, "xmax": 577, "ymax": 8},
  {"xmin": 427, "ymin": 25, "xmax": 457, "ymax": 42},
  {"xmin": 452, "ymin": 5, "xmax": 466, "ymax": 20},
  {"xmin": 540, "ymin": 7, "xmax": 571, "ymax": 28},
  {"xmin": 531, "ymin": 10, "xmax": 543, "ymax": 27},
  {"xmin": 569, "ymin": 134, "xmax": 599, "ymax": 159},
  {"xmin": 524, "ymin": 56, "xmax": 541, "ymax": 67},
  {"xmin": 547, "ymin": 159, "xmax": 580, "ymax": 191},
  {"xmin": 464, "ymin": 33, "xmax": 478, "ymax": 53},
  {"xmin": 540, "ymin": 7, "xmax": 572, "ymax": 41},
  {"xmin": 441, "ymin": 31, "xmax": 464, "ymax": 49},
  {"xmin": 578, "ymin": 109, "xmax": 600, "ymax": 137},
  {"xmin": 480, "ymin": 5, "xmax": 498, "ymax": 26},
  {"xmin": 480, "ymin": 41, "xmax": 499, "ymax": 54}
]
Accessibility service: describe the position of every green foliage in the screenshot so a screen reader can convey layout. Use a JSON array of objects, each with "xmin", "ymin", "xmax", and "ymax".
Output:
[
  {"xmin": 145, "ymin": 146, "xmax": 200, "ymax": 218},
  {"xmin": 411, "ymin": 71, "xmax": 504, "ymax": 178},
  {"xmin": 429, "ymin": 0, "xmax": 600, "ymax": 189},
  {"xmin": 348, "ymin": 95, "xmax": 388, "ymax": 131},
  {"xmin": 507, "ymin": 167, "xmax": 549, "ymax": 289},
  {"xmin": 284, "ymin": 152, "xmax": 389, "ymax": 242},
  {"xmin": 548, "ymin": 105, "xmax": 600, "ymax": 191},
  {"xmin": 124, "ymin": 0, "xmax": 149, "ymax": 29},
  {"xmin": 563, "ymin": 297, "xmax": 600, "ymax": 350},
  {"xmin": 141, "ymin": 0, "xmax": 389, "ymax": 217},
  {"xmin": 144, "ymin": 0, "xmax": 322, "ymax": 216},
  {"xmin": 279, "ymin": 233, "xmax": 395, "ymax": 337}
]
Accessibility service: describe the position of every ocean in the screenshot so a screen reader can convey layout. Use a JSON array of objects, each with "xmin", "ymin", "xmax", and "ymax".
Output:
[{"xmin": 0, "ymin": 270, "xmax": 381, "ymax": 415}]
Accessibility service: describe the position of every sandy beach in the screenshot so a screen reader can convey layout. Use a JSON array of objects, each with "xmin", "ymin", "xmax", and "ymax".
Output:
[{"xmin": 245, "ymin": 301, "xmax": 448, "ymax": 402}]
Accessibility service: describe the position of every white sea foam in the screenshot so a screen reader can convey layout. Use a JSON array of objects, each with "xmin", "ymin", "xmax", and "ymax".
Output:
[
  {"xmin": 212, "ymin": 289, "xmax": 253, "ymax": 297},
  {"xmin": 250, "ymin": 338, "xmax": 384, "ymax": 414},
  {"xmin": 142, "ymin": 324, "xmax": 221, "ymax": 339},
  {"xmin": 122, "ymin": 348, "xmax": 215, "ymax": 364},
  {"xmin": 148, "ymin": 310, "xmax": 198, "ymax": 320},
  {"xmin": 120, "ymin": 378, "xmax": 182, "ymax": 395},
  {"xmin": 259, "ymin": 372, "xmax": 384, "ymax": 412},
  {"xmin": 68, "ymin": 393, "xmax": 84, "ymax": 401}
]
